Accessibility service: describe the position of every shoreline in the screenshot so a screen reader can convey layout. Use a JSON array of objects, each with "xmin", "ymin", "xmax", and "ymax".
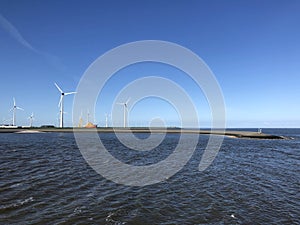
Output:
[{"xmin": 0, "ymin": 127, "xmax": 287, "ymax": 139}]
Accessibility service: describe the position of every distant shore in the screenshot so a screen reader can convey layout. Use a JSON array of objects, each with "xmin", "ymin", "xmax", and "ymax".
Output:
[{"xmin": 0, "ymin": 127, "xmax": 288, "ymax": 139}]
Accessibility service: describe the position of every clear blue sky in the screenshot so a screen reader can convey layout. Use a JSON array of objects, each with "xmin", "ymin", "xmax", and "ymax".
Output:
[{"xmin": 0, "ymin": 0, "xmax": 299, "ymax": 128}]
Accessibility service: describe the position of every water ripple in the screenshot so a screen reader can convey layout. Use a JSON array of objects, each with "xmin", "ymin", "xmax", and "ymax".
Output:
[{"xmin": 0, "ymin": 130, "xmax": 299, "ymax": 224}]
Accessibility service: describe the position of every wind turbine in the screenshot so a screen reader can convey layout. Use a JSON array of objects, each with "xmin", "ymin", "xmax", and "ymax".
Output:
[
  {"xmin": 28, "ymin": 112, "xmax": 34, "ymax": 127},
  {"xmin": 54, "ymin": 83, "xmax": 76, "ymax": 128},
  {"xmin": 87, "ymin": 109, "xmax": 90, "ymax": 123},
  {"xmin": 78, "ymin": 111, "xmax": 83, "ymax": 127},
  {"xmin": 105, "ymin": 113, "xmax": 110, "ymax": 128},
  {"xmin": 117, "ymin": 98, "xmax": 130, "ymax": 128},
  {"xmin": 10, "ymin": 97, "xmax": 24, "ymax": 126}
]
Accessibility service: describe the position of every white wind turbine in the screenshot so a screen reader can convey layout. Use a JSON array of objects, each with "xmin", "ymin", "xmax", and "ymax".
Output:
[
  {"xmin": 78, "ymin": 111, "xmax": 83, "ymax": 127},
  {"xmin": 54, "ymin": 83, "xmax": 76, "ymax": 128},
  {"xmin": 117, "ymin": 98, "xmax": 130, "ymax": 128},
  {"xmin": 10, "ymin": 97, "xmax": 24, "ymax": 126},
  {"xmin": 28, "ymin": 112, "xmax": 34, "ymax": 127},
  {"xmin": 105, "ymin": 113, "xmax": 110, "ymax": 128},
  {"xmin": 87, "ymin": 109, "xmax": 90, "ymax": 123}
]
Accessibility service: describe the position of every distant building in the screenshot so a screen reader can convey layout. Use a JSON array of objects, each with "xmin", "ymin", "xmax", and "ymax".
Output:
[{"xmin": 85, "ymin": 122, "xmax": 97, "ymax": 128}]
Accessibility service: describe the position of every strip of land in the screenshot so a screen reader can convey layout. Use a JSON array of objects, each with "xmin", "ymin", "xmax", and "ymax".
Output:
[{"xmin": 0, "ymin": 127, "xmax": 287, "ymax": 139}]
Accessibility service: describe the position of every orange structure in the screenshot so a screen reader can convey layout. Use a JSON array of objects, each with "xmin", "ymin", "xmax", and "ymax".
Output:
[{"xmin": 85, "ymin": 122, "xmax": 97, "ymax": 128}]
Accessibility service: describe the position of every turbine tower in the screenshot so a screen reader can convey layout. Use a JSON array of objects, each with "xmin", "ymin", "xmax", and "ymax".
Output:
[
  {"xmin": 117, "ymin": 98, "xmax": 130, "ymax": 128},
  {"xmin": 54, "ymin": 83, "xmax": 76, "ymax": 128},
  {"xmin": 11, "ymin": 98, "xmax": 24, "ymax": 126}
]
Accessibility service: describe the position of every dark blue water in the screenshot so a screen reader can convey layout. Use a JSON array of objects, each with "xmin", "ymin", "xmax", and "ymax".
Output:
[{"xmin": 0, "ymin": 129, "xmax": 299, "ymax": 224}]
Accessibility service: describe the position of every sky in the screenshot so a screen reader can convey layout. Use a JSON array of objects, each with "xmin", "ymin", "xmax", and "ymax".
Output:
[{"xmin": 0, "ymin": 0, "xmax": 299, "ymax": 128}]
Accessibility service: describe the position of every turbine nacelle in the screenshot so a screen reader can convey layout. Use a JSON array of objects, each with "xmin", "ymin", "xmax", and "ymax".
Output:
[
  {"xmin": 117, "ymin": 98, "xmax": 131, "ymax": 110},
  {"xmin": 28, "ymin": 112, "xmax": 34, "ymax": 119}
]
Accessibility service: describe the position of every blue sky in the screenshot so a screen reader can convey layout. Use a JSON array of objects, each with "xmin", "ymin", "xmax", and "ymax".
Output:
[{"xmin": 0, "ymin": 0, "xmax": 299, "ymax": 128}]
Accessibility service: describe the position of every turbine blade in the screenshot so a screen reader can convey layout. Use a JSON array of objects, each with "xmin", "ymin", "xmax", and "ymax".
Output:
[
  {"xmin": 125, "ymin": 97, "xmax": 131, "ymax": 105},
  {"xmin": 54, "ymin": 82, "xmax": 63, "ymax": 93},
  {"xmin": 17, "ymin": 107, "xmax": 24, "ymax": 111},
  {"xmin": 64, "ymin": 91, "xmax": 76, "ymax": 95},
  {"xmin": 13, "ymin": 97, "xmax": 16, "ymax": 106},
  {"xmin": 116, "ymin": 102, "xmax": 124, "ymax": 105}
]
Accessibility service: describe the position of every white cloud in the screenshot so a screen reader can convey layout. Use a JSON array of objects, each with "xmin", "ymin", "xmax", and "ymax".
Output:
[{"xmin": 0, "ymin": 13, "xmax": 38, "ymax": 53}]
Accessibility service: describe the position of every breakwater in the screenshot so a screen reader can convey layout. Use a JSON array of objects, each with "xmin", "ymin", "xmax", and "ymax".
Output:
[{"xmin": 0, "ymin": 127, "xmax": 287, "ymax": 139}]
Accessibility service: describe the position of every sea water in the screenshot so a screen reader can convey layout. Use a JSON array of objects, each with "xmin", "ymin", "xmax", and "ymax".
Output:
[{"xmin": 0, "ymin": 129, "xmax": 299, "ymax": 224}]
